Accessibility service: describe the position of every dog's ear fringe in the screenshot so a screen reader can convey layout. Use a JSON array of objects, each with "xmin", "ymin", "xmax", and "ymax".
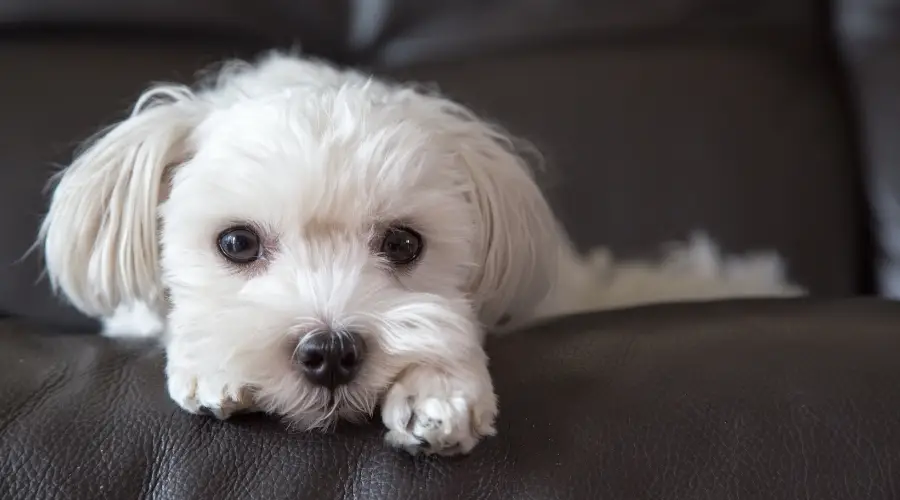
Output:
[
  {"xmin": 433, "ymin": 100, "xmax": 563, "ymax": 330},
  {"xmin": 37, "ymin": 85, "xmax": 205, "ymax": 318}
]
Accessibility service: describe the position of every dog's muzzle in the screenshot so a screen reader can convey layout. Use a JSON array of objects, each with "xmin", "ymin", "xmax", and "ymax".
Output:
[{"xmin": 294, "ymin": 330, "xmax": 366, "ymax": 389}]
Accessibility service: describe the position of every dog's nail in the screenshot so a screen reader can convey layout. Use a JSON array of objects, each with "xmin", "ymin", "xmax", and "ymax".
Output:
[
  {"xmin": 408, "ymin": 434, "xmax": 429, "ymax": 449},
  {"xmin": 199, "ymin": 406, "xmax": 228, "ymax": 420}
]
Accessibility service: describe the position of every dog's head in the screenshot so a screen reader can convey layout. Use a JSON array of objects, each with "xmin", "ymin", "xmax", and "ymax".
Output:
[{"xmin": 39, "ymin": 54, "xmax": 559, "ymax": 427}]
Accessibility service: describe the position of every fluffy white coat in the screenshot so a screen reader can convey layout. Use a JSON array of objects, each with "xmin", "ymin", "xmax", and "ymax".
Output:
[{"xmin": 37, "ymin": 52, "xmax": 803, "ymax": 456}]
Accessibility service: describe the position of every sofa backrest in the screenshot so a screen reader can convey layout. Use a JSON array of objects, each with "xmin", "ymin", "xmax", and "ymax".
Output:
[{"xmin": 0, "ymin": 0, "xmax": 874, "ymax": 329}]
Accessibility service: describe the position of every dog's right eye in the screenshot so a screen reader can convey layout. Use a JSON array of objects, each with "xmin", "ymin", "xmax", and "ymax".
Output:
[{"xmin": 217, "ymin": 227, "xmax": 261, "ymax": 264}]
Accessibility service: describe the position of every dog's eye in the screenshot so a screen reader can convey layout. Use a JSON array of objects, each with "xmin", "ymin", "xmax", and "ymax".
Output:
[
  {"xmin": 380, "ymin": 226, "xmax": 423, "ymax": 266},
  {"xmin": 217, "ymin": 227, "xmax": 261, "ymax": 263}
]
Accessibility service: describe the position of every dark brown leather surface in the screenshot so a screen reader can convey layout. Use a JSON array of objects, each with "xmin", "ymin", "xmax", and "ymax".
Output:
[
  {"xmin": 0, "ymin": 0, "xmax": 824, "ymax": 64},
  {"xmin": 358, "ymin": 0, "xmax": 823, "ymax": 66},
  {"xmin": 2, "ymin": 298, "xmax": 899, "ymax": 499},
  {"xmin": 0, "ymin": 0, "xmax": 347, "ymax": 59}
]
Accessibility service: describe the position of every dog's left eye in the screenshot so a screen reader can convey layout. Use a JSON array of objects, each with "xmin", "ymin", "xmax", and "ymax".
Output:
[
  {"xmin": 380, "ymin": 226, "xmax": 423, "ymax": 266},
  {"xmin": 217, "ymin": 227, "xmax": 261, "ymax": 264}
]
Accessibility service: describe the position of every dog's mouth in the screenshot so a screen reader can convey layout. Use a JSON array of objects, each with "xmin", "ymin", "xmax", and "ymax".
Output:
[
  {"xmin": 269, "ymin": 382, "xmax": 381, "ymax": 431},
  {"xmin": 253, "ymin": 346, "xmax": 406, "ymax": 431}
]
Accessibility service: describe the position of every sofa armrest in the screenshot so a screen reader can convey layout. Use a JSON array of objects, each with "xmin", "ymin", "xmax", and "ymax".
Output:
[{"xmin": 1, "ymin": 298, "xmax": 897, "ymax": 499}]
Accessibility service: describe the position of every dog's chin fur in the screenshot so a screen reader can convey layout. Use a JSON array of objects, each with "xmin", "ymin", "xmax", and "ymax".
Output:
[{"xmin": 35, "ymin": 51, "xmax": 804, "ymax": 454}]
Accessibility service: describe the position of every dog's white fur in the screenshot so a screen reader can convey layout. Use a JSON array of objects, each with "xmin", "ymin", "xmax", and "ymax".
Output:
[{"xmin": 37, "ymin": 52, "xmax": 803, "ymax": 455}]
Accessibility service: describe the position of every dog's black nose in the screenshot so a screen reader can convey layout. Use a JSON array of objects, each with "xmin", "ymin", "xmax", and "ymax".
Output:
[{"xmin": 296, "ymin": 330, "xmax": 366, "ymax": 389}]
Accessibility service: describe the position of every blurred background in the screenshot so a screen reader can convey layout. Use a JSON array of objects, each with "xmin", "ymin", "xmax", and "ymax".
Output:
[{"xmin": 0, "ymin": 0, "xmax": 889, "ymax": 330}]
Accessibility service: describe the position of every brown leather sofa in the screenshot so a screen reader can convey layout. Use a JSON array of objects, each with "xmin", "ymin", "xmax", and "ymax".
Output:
[{"xmin": 2, "ymin": 1, "xmax": 899, "ymax": 498}]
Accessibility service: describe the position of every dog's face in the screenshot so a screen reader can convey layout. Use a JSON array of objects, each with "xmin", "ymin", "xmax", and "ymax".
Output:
[
  {"xmin": 39, "ymin": 55, "xmax": 559, "ymax": 428},
  {"xmin": 161, "ymin": 88, "xmax": 488, "ymax": 427}
]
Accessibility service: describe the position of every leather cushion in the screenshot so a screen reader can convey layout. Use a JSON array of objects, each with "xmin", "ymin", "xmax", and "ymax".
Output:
[
  {"xmin": 0, "ymin": 0, "xmax": 348, "ymax": 59},
  {"xmin": 359, "ymin": 0, "xmax": 823, "ymax": 67},
  {"xmin": 0, "ymin": 0, "xmax": 825, "ymax": 66},
  {"xmin": 2, "ymin": 298, "xmax": 899, "ymax": 499}
]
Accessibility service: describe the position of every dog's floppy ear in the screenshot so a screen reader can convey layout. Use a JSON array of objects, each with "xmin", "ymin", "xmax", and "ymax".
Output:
[
  {"xmin": 39, "ymin": 85, "xmax": 206, "ymax": 318},
  {"xmin": 436, "ymin": 101, "xmax": 562, "ymax": 329}
]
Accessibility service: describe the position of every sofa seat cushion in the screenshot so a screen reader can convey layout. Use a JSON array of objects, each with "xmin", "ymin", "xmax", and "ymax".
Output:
[{"xmin": 2, "ymin": 298, "xmax": 898, "ymax": 499}]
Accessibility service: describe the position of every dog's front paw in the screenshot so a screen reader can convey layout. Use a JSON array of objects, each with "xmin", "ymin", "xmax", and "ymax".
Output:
[
  {"xmin": 166, "ymin": 366, "xmax": 254, "ymax": 420},
  {"xmin": 381, "ymin": 364, "xmax": 497, "ymax": 456}
]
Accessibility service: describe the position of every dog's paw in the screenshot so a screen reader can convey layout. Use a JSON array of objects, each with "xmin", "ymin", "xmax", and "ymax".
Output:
[
  {"xmin": 381, "ymin": 364, "xmax": 497, "ymax": 456},
  {"xmin": 166, "ymin": 367, "xmax": 254, "ymax": 420}
]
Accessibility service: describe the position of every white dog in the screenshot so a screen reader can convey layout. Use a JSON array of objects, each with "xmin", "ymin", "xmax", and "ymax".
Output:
[{"xmin": 37, "ymin": 52, "xmax": 803, "ymax": 456}]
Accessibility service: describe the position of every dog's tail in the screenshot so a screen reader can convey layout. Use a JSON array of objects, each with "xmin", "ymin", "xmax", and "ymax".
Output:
[{"xmin": 533, "ymin": 232, "xmax": 806, "ymax": 321}]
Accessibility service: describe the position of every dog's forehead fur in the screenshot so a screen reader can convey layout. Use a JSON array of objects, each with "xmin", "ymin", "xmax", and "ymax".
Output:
[{"xmin": 169, "ymin": 88, "xmax": 471, "ymax": 237}]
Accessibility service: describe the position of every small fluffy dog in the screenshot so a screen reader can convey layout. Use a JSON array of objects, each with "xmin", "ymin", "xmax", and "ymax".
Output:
[{"xmin": 37, "ymin": 52, "xmax": 803, "ymax": 456}]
